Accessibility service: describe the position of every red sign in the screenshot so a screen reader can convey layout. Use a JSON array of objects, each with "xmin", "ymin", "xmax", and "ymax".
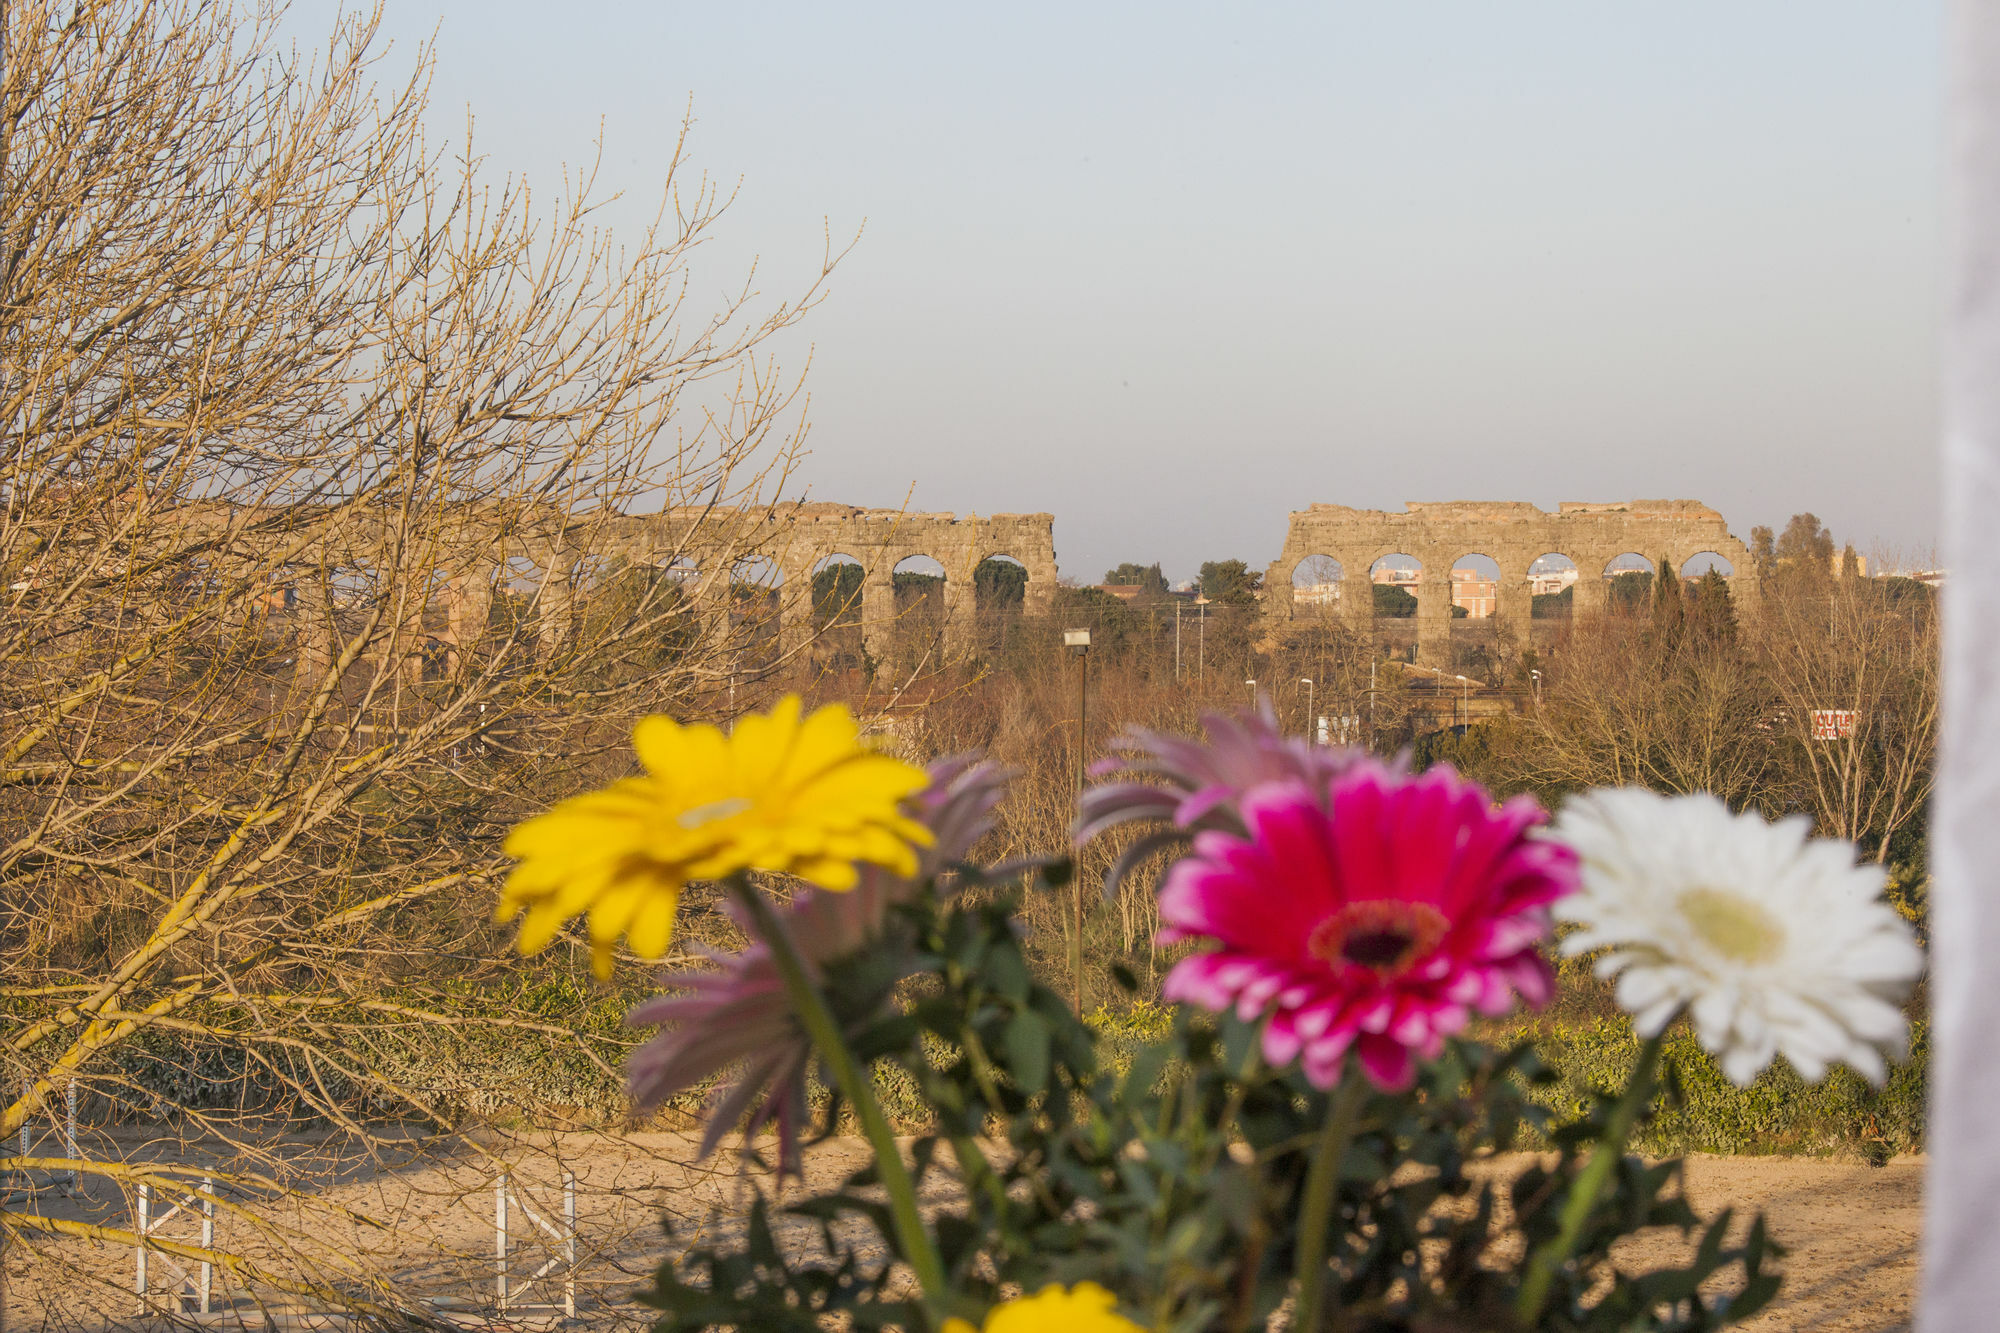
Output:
[{"xmin": 1810, "ymin": 709, "xmax": 1857, "ymax": 740}]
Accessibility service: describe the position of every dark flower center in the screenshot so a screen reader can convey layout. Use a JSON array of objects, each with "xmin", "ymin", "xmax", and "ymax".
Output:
[
  {"xmin": 1307, "ymin": 900, "xmax": 1451, "ymax": 977},
  {"xmin": 1340, "ymin": 928, "xmax": 1418, "ymax": 969}
]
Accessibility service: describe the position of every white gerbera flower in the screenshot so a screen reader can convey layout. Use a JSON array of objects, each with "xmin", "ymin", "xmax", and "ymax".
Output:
[{"xmin": 1552, "ymin": 788, "xmax": 1924, "ymax": 1087}]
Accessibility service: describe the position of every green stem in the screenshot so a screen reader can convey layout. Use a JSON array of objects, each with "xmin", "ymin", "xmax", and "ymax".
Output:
[
  {"xmin": 1515, "ymin": 1030, "xmax": 1668, "ymax": 1326},
  {"xmin": 730, "ymin": 880, "xmax": 949, "ymax": 1317},
  {"xmin": 1292, "ymin": 1069, "xmax": 1370, "ymax": 1333}
]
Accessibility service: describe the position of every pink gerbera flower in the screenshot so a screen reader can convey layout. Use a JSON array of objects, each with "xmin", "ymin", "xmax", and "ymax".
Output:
[{"xmin": 1157, "ymin": 761, "xmax": 1577, "ymax": 1091}]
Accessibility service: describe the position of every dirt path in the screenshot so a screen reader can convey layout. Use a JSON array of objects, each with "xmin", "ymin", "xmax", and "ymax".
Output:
[
  {"xmin": 6, "ymin": 1134, "xmax": 1924, "ymax": 1329},
  {"xmin": 1639, "ymin": 1154, "xmax": 1924, "ymax": 1333}
]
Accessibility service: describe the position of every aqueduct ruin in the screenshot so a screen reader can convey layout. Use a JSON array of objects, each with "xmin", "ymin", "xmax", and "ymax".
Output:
[
  {"xmin": 383, "ymin": 503, "xmax": 1060, "ymax": 676},
  {"xmin": 1262, "ymin": 499, "xmax": 1758, "ymax": 664},
  {"xmin": 266, "ymin": 496, "xmax": 1756, "ymax": 682}
]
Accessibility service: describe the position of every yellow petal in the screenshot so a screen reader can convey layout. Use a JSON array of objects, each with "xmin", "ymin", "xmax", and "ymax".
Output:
[
  {"xmin": 727, "ymin": 695, "xmax": 803, "ymax": 790},
  {"xmin": 631, "ymin": 713, "xmax": 686, "ymax": 773},
  {"xmin": 626, "ymin": 887, "xmax": 682, "ymax": 959},
  {"xmin": 780, "ymin": 702, "xmax": 864, "ymax": 784},
  {"xmin": 799, "ymin": 856, "xmax": 861, "ymax": 891},
  {"xmin": 586, "ymin": 880, "xmax": 651, "ymax": 941},
  {"xmin": 515, "ymin": 897, "xmax": 572, "ymax": 954}
]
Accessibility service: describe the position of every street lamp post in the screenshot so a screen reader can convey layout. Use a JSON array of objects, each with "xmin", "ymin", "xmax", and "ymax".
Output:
[
  {"xmin": 1368, "ymin": 659, "xmax": 1377, "ymax": 748},
  {"xmin": 1063, "ymin": 628, "xmax": 1092, "ymax": 1017},
  {"xmin": 1197, "ymin": 599, "xmax": 1206, "ymax": 686},
  {"xmin": 1530, "ymin": 668, "xmax": 1543, "ymax": 706},
  {"xmin": 1245, "ymin": 677, "xmax": 1257, "ymax": 710},
  {"xmin": 1300, "ymin": 677, "xmax": 1315, "ymax": 741},
  {"xmin": 1455, "ymin": 674, "xmax": 1469, "ymax": 731}
]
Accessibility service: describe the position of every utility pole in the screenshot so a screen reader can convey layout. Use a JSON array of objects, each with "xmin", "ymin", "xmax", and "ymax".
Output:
[
  {"xmin": 1301, "ymin": 677, "xmax": 1315, "ymax": 740},
  {"xmin": 1174, "ymin": 598, "xmax": 1181, "ymax": 680},
  {"xmin": 1368, "ymin": 659, "xmax": 1377, "ymax": 748}
]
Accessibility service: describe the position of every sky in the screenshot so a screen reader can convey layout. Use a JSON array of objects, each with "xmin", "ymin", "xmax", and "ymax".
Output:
[{"xmin": 299, "ymin": 2, "xmax": 1944, "ymax": 582}]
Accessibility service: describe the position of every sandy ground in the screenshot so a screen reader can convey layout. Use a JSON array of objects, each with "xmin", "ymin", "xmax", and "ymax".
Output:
[
  {"xmin": 3, "ymin": 1131, "xmax": 1924, "ymax": 1330},
  {"xmin": 1615, "ymin": 1154, "xmax": 1923, "ymax": 1333}
]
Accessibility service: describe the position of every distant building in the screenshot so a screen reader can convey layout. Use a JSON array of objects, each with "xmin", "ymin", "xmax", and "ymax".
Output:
[
  {"xmin": 1295, "ymin": 581, "xmax": 1341, "ymax": 606},
  {"xmin": 1530, "ymin": 567, "xmax": 1579, "ymax": 596},
  {"xmin": 1450, "ymin": 567, "xmax": 1496, "ymax": 618},
  {"xmin": 1356, "ymin": 564, "xmax": 1498, "ymax": 615},
  {"xmin": 1098, "ymin": 583, "xmax": 1146, "ymax": 602}
]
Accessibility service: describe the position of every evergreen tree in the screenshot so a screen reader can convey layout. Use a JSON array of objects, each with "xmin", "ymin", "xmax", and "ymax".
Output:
[
  {"xmin": 1651, "ymin": 553, "xmax": 1687, "ymax": 648},
  {"xmin": 1648, "ymin": 552, "xmax": 1680, "ymax": 652},
  {"xmin": 1689, "ymin": 570, "xmax": 1739, "ymax": 645},
  {"xmin": 1199, "ymin": 559, "xmax": 1263, "ymax": 607},
  {"xmin": 1102, "ymin": 561, "xmax": 1169, "ymax": 597}
]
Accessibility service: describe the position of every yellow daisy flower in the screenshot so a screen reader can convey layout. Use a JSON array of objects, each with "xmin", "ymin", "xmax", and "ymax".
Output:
[
  {"xmin": 942, "ymin": 1283, "xmax": 1148, "ymax": 1333},
  {"xmin": 497, "ymin": 695, "xmax": 933, "ymax": 977}
]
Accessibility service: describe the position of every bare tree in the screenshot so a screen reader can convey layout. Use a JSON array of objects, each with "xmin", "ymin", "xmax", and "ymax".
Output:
[
  {"xmin": 1489, "ymin": 619, "xmax": 1776, "ymax": 808},
  {"xmin": 0, "ymin": 0, "xmax": 844, "ymax": 1317},
  {"xmin": 1757, "ymin": 577, "xmax": 1939, "ymax": 860}
]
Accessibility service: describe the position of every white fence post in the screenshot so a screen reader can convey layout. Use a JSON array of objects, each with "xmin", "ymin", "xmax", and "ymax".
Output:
[
  {"xmin": 564, "ymin": 1169, "xmax": 577, "ymax": 1319},
  {"xmin": 493, "ymin": 1166, "xmax": 578, "ymax": 1317},
  {"xmin": 198, "ymin": 1176, "xmax": 214, "ymax": 1314},
  {"xmin": 134, "ymin": 1175, "xmax": 215, "ymax": 1314},
  {"xmin": 63, "ymin": 1081, "xmax": 77, "ymax": 1188},
  {"xmin": 495, "ymin": 1170, "xmax": 510, "ymax": 1312},
  {"xmin": 15, "ymin": 1078, "xmax": 80, "ymax": 1192},
  {"xmin": 135, "ymin": 1183, "xmax": 149, "ymax": 1301}
]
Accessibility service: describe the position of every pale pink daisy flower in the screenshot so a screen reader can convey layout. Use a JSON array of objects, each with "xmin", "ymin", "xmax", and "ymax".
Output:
[
  {"xmin": 1075, "ymin": 700, "xmax": 1380, "ymax": 898},
  {"xmin": 1157, "ymin": 762, "xmax": 1577, "ymax": 1091},
  {"xmin": 624, "ymin": 754, "xmax": 1008, "ymax": 1173}
]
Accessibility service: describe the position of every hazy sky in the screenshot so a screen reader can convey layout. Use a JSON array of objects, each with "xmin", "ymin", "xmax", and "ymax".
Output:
[{"xmin": 308, "ymin": 2, "xmax": 1943, "ymax": 582}]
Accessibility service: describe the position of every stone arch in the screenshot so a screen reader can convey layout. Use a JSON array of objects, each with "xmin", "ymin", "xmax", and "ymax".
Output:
[
  {"xmin": 886, "ymin": 554, "xmax": 947, "ymax": 664},
  {"xmin": 1368, "ymin": 553, "xmax": 1422, "ymax": 620},
  {"xmin": 1447, "ymin": 552, "xmax": 1499, "ymax": 620},
  {"xmin": 811, "ymin": 553, "xmax": 865, "ymax": 626},
  {"xmin": 892, "ymin": 553, "xmax": 947, "ymax": 605},
  {"xmin": 1290, "ymin": 553, "xmax": 1345, "ymax": 618},
  {"xmin": 1529, "ymin": 552, "xmax": 1578, "ymax": 619},
  {"xmin": 657, "ymin": 555, "xmax": 702, "ymax": 588},
  {"xmin": 729, "ymin": 555, "xmax": 783, "ymax": 633},
  {"xmin": 1602, "ymin": 552, "xmax": 1655, "ymax": 617},
  {"xmin": 731, "ymin": 553, "xmax": 782, "ymax": 587},
  {"xmin": 973, "ymin": 553, "xmax": 1028, "ymax": 610},
  {"xmin": 1265, "ymin": 499, "xmax": 1755, "ymax": 658},
  {"xmin": 1680, "ymin": 550, "xmax": 1735, "ymax": 578}
]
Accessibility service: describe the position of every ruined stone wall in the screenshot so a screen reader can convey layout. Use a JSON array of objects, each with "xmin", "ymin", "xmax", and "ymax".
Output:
[
  {"xmin": 1262, "ymin": 500, "xmax": 1757, "ymax": 664},
  {"xmin": 233, "ymin": 494, "xmax": 1757, "ymax": 681},
  {"xmin": 509, "ymin": 502, "xmax": 1060, "ymax": 662}
]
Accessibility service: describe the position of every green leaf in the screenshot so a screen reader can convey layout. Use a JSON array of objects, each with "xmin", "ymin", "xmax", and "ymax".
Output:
[
  {"xmin": 1005, "ymin": 1008, "xmax": 1052, "ymax": 1095},
  {"xmin": 985, "ymin": 941, "xmax": 1031, "ymax": 1004}
]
